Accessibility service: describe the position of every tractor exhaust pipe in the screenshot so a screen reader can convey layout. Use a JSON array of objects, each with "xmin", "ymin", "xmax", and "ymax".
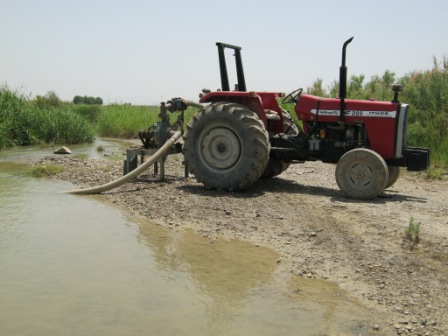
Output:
[{"xmin": 339, "ymin": 36, "xmax": 354, "ymax": 121}]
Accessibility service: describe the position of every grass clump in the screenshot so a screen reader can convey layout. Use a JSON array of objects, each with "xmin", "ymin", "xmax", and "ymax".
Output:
[
  {"xmin": 31, "ymin": 164, "xmax": 64, "ymax": 177},
  {"xmin": 405, "ymin": 217, "xmax": 421, "ymax": 246},
  {"xmin": 424, "ymin": 165, "xmax": 447, "ymax": 180}
]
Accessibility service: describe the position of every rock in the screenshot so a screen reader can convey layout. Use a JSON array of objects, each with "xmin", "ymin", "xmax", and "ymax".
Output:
[{"xmin": 54, "ymin": 146, "xmax": 72, "ymax": 154}]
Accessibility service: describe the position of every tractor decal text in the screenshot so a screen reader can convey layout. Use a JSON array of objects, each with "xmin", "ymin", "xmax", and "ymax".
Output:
[{"xmin": 310, "ymin": 109, "xmax": 397, "ymax": 118}]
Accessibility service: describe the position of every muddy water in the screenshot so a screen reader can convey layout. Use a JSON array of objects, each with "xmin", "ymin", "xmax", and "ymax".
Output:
[{"xmin": 0, "ymin": 141, "xmax": 381, "ymax": 335}]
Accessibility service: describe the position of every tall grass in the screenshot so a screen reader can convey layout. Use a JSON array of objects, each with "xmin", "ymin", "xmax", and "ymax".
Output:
[
  {"xmin": 97, "ymin": 104, "xmax": 159, "ymax": 138},
  {"xmin": 402, "ymin": 57, "xmax": 448, "ymax": 164},
  {"xmin": 0, "ymin": 121, "xmax": 10, "ymax": 149},
  {"xmin": 0, "ymin": 86, "xmax": 28, "ymax": 148},
  {"xmin": 0, "ymin": 86, "xmax": 94, "ymax": 148},
  {"xmin": 72, "ymin": 104, "xmax": 102, "ymax": 123},
  {"xmin": 97, "ymin": 104, "xmax": 197, "ymax": 138},
  {"xmin": 29, "ymin": 107, "xmax": 95, "ymax": 144}
]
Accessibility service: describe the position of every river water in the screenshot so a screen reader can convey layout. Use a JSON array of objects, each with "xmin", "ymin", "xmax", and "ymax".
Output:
[{"xmin": 0, "ymin": 140, "xmax": 380, "ymax": 335}]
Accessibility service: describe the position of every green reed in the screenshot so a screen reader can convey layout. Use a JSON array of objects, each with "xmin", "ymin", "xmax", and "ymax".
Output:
[
  {"xmin": 97, "ymin": 104, "xmax": 197, "ymax": 138},
  {"xmin": 0, "ymin": 86, "xmax": 94, "ymax": 148}
]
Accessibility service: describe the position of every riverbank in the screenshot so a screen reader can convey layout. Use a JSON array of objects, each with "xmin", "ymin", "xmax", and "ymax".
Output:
[{"xmin": 37, "ymin": 155, "xmax": 448, "ymax": 335}]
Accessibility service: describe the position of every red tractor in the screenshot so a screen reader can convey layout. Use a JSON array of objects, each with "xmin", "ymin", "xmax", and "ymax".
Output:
[{"xmin": 183, "ymin": 37, "xmax": 430, "ymax": 199}]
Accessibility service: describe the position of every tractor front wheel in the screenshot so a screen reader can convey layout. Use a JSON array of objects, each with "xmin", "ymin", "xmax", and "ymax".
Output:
[
  {"xmin": 385, "ymin": 165, "xmax": 400, "ymax": 189},
  {"xmin": 183, "ymin": 102, "xmax": 269, "ymax": 191},
  {"xmin": 335, "ymin": 148, "xmax": 389, "ymax": 200}
]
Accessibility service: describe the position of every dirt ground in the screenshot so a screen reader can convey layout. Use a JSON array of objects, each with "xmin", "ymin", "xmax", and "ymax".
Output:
[{"xmin": 38, "ymin": 153, "xmax": 448, "ymax": 335}]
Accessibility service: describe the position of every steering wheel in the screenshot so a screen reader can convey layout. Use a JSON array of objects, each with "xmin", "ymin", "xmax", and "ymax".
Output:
[{"xmin": 282, "ymin": 88, "xmax": 303, "ymax": 104}]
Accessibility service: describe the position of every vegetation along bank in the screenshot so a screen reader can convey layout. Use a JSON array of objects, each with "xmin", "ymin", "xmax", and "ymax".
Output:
[{"xmin": 1, "ymin": 55, "xmax": 447, "ymax": 172}]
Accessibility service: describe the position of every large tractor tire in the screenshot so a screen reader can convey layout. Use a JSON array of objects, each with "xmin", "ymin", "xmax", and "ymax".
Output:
[
  {"xmin": 183, "ymin": 102, "xmax": 269, "ymax": 191},
  {"xmin": 261, "ymin": 109, "xmax": 300, "ymax": 179},
  {"xmin": 335, "ymin": 148, "xmax": 389, "ymax": 200}
]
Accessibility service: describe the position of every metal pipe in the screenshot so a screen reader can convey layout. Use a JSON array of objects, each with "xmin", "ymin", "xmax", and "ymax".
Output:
[
  {"xmin": 65, "ymin": 131, "xmax": 182, "ymax": 195},
  {"xmin": 339, "ymin": 36, "xmax": 354, "ymax": 122},
  {"xmin": 339, "ymin": 36, "xmax": 354, "ymax": 100},
  {"xmin": 182, "ymin": 99, "xmax": 203, "ymax": 109}
]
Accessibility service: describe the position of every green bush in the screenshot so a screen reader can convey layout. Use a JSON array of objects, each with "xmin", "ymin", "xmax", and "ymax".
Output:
[
  {"xmin": 29, "ymin": 106, "xmax": 95, "ymax": 144},
  {"xmin": 73, "ymin": 104, "xmax": 102, "ymax": 123},
  {"xmin": 32, "ymin": 91, "xmax": 65, "ymax": 109}
]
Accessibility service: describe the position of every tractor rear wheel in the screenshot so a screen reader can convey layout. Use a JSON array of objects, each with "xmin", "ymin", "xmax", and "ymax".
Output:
[
  {"xmin": 335, "ymin": 148, "xmax": 389, "ymax": 200},
  {"xmin": 183, "ymin": 102, "xmax": 269, "ymax": 191}
]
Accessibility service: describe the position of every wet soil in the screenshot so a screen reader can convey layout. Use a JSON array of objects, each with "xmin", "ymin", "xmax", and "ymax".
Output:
[{"xmin": 37, "ymin": 154, "xmax": 448, "ymax": 335}]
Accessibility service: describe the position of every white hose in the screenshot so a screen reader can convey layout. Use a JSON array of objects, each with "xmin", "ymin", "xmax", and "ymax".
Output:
[{"xmin": 66, "ymin": 131, "xmax": 182, "ymax": 195}]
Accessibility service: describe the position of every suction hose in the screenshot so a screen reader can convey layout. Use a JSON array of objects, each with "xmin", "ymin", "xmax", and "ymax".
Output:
[
  {"xmin": 182, "ymin": 100, "xmax": 203, "ymax": 109},
  {"xmin": 66, "ymin": 131, "xmax": 182, "ymax": 195}
]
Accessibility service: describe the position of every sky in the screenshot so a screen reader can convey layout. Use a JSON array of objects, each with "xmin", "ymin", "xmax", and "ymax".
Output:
[{"xmin": 1, "ymin": 0, "xmax": 447, "ymax": 105}]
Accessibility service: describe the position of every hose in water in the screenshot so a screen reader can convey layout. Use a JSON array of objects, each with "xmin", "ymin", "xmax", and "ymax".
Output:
[{"xmin": 65, "ymin": 131, "xmax": 182, "ymax": 195}]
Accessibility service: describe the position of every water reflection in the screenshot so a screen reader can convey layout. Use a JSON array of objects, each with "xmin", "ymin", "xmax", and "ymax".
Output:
[
  {"xmin": 137, "ymin": 221, "xmax": 380, "ymax": 335},
  {"xmin": 140, "ymin": 224, "xmax": 277, "ymax": 295},
  {"xmin": 139, "ymin": 224, "xmax": 279, "ymax": 334}
]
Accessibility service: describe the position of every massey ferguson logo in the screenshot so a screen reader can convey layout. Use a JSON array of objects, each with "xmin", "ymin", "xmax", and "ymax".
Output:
[{"xmin": 310, "ymin": 109, "xmax": 397, "ymax": 118}]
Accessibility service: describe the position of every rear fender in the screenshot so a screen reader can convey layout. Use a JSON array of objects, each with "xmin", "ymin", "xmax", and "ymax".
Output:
[{"xmin": 200, "ymin": 91, "xmax": 268, "ymax": 127}]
